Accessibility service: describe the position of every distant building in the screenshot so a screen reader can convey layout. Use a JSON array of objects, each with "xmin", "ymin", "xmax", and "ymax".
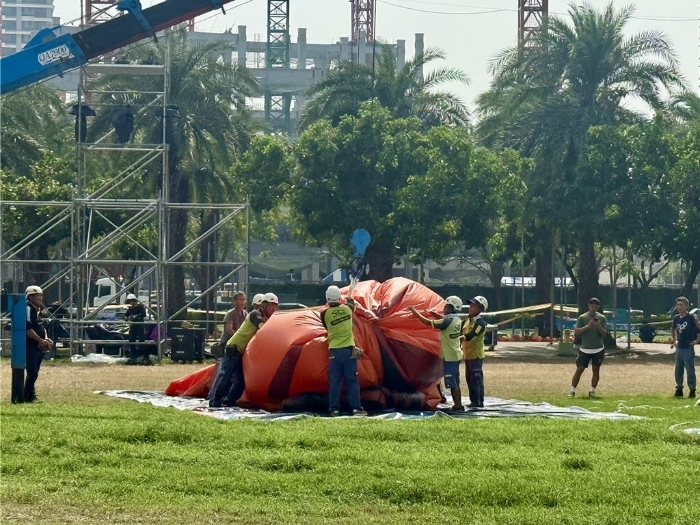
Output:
[
  {"xmin": 500, "ymin": 276, "xmax": 573, "ymax": 287},
  {"xmin": 0, "ymin": 0, "xmax": 60, "ymax": 56}
]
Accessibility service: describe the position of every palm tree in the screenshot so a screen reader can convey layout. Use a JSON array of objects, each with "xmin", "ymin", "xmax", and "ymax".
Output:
[
  {"xmin": 299, "ymin": 45, "xmax": 469, "ymax": 129},
  {"xmin": 89, "ymin": 29, "xmax": 261, "ymax": 316},
  {"xmin": 666, "ymin": 90, "xmax": 700, "ymax": 123},
  {"xmin": 0, "ymin": 85, "xmax": 65, "ymax": 176},
  {"xmin": 477, "ymin": 2, "xmax": 683, "ymax": 310}
]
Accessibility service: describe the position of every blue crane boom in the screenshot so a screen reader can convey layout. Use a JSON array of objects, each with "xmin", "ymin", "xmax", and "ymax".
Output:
[{"xmin": 0, "ymin": 0, "xmax": 236, "ymax": 95}]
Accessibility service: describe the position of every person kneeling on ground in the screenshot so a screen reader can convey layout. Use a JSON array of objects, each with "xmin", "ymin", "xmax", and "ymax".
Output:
[
  {"xmin": 208, "ymin": 292, "xmax": 279, "ymax": 408},
  {"xmin": 321, "ymin": 285, "xmax": 367, "ymax": 417},
  {"xmin": 638, "ymin": 321, "xmax": 656, "ymax": 344},
  {"xmin": 411, "ymin": 295, "xmax": 465, "ymax": 412}
]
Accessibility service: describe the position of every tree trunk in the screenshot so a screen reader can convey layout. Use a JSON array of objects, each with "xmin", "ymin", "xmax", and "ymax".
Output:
[
  {"xmin": 366, "ymin": 239, "xmax": 394, "ymax": 282},
  {"xmin": 488, "ymin": 259, "xmax": 504, "ymax": 287},
  {"xmin": 534, "ymin": 225, "xmax": 552, "ymax": 305},
  {"xmin": 489, "ymin": 260, "xmax": 504, "ymax": 310},
  {"xmin": 681, "ymin": 259, "xmax": 699, "ymax": 301},
  {"xmin": 166, "ymin": 167, "xmax": 189, "ymax": 319},
  {"xmin": 577, "ymin": 237, "xmax": 599, "ymax": 313},
  {"xmin": 167, "ymin": 208, "xmax": 188, "ymax": 319}
]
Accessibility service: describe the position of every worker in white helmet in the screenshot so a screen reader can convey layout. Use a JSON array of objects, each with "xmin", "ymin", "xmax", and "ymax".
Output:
[
  {"xmin": 23, "ymin": 285, "xmax": 52, "ymax": 403},
  {"xmin": 251, "ymin": 293, "xmax": 265, "ymax": 308},
  {"xmin": 410, "ymin": 296, "xmax": 465, "ymax": 412},
  {"xmin": 321, "ymin": 285, "xmax": 367, "ymax": 416},
  {"xmin": 461, "ymin": 296, "xmax": 489, "ymax": 409},
  {"xmin": 209, "ymin": 292, "xmax": 279, "ymax": 408},
  {"xmin": 125, "ymin": 293, "xmax": 148, "ymax": 364}
]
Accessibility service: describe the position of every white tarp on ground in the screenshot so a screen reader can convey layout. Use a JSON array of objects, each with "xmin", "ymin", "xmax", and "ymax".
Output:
[
  {"xmin": 72, "ymin": 354, "xmax": 130, "ymax": 364},
  {"xmin": 98, "ymin": 391, "xmax": 643, "ymax": 421}
]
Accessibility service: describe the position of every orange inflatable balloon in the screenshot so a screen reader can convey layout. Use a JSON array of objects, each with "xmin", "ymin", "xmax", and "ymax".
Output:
[{"xmin": 167, "ymin": 278, "xmax": 447, "ymax": 411}]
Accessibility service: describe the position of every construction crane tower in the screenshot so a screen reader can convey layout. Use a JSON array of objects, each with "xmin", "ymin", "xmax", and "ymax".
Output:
[
  {"xmin": 518, "ymin": 0, "xmax": 548, "ymax": 51},
  {"xmin": 350, "ymin": 0, "xmax": 375, "ymax": 42}
]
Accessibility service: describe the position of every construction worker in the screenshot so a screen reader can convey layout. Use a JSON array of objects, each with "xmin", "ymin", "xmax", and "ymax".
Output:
[
  {"xmin": 209, "ymin": 292, "xmax": 279, "ymax": 407},
  {"xmin": 321, "ymin": 285, "xmax": 367, "ymax": 416},
  {"xmin": 125, "ymin": 293, "xmax": 148, "ymax": 364},
  {"xmin": 461, "ymin": 296, "xmax": 489, "ymax": 409},
  {"xmin": 24, "ymin": 285, "xmax": 52, "ymax": 402},
  {"xmin": 251, "ymin": 293, "xmax": 265, "ymax": 309},
  {"xmin": 410, "ymin": 296, "xmax": 465, "ymax": 411}
]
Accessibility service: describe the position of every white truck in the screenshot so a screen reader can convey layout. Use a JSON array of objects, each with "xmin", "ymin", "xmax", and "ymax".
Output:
[
  {"xmin": 92, "ymin": 278, "xmax": 127, "ymax": 308},
  {"xmin": 92, "ymin": 278, "xmax": 149, "ymax": 308}
]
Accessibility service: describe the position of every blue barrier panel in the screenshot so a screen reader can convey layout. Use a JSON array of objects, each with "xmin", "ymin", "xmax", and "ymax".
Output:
[
  {"xmin": 9, "ymin": 294, "xmax": 26, "ymax": 368},
  {"xmin": 9, "ymin": 294, "xmax": 26, "ymax": 403}
]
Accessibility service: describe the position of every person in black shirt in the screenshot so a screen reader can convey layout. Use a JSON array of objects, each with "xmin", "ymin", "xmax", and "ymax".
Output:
[
  {"xmin": 24, "ymin": 286, "xmax": 52, "ymax": 402},
  {"xmin": 671, "ymin": 297, "xmax": 700, "ymax": 398},
  {"xmin": 125, "ymin": 294, "xmax": 148, "ymax": 364},
  {"xmin": 638, "ymin": 321, "xmax": 656, "ymax": 344}
]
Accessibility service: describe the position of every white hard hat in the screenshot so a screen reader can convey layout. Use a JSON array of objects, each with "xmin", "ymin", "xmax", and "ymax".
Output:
[
  {"xmin": 25, "ymin": 285, "xmax": 43, "ymax": 296},
  {"xmin": 126, "ymin": 293, "xmax": 137, "ymax": 301},
  {"xmin": 326, "ymin": 285, "xmax": 342, "ymax": 302},
  {"xmin": 444, "ymin": 295, "xmax": 463, "ymax": 311},
  {"xmin": 252, "ymin": 293, "xmax": 265, "ymax": 306},
  {"xmin": 263, "ymin": 292, "xmax": 279, "ymax": 304},
  {"xmin": 469, "ymin": 296, "xmax": 488, "ymax": 311}
]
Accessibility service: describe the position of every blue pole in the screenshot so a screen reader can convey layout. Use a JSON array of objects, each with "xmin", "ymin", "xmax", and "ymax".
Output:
[{"xmin": 9, "ymin": 294, "xmax": 27, "ymax": 403}]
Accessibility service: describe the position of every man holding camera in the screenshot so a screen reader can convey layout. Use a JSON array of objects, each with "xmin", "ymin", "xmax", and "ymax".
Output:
[{"xmin": 569, "ymin": 297, "xmax": 608, "ymax": 398}]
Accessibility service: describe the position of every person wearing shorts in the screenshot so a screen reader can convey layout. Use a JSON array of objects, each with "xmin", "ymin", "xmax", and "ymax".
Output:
[
  {"xmin": 569, "ymin": 297, "xmax": 608, "ymax": 398},
  {"xmin": 411, "ymin": 296, "xmax": 464, "ymax": 411}
]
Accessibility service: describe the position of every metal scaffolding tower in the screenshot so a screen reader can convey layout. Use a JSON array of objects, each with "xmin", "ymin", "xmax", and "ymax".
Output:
[
  {"xmin": 1, "ymin": 34, "xmax": 250, "ymax": 357},
  {"xmin": 518, "ymin": 0, "xmax": 548, "ymax": 51},
  {"xmin": 265, "ymin": 0, "xmax": 292, "ymax": 133}
]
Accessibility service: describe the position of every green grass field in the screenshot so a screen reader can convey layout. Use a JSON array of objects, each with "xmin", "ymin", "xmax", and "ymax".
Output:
[{"xmin": 2, "ymin": 362, "xmax": 700, "ymax": 524}]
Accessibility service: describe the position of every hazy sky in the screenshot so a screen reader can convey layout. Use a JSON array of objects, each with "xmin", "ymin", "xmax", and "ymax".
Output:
[{"xmin": 53, "ymin": 0, "xmax": 699, "ymax": 109}]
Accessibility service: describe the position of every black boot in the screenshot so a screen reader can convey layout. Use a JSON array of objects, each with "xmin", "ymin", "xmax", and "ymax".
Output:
[
  {"xmin": 674, "ymin": 387, "xmax": 683, "ymax": 397},
  {"xmin": 689, "ymin": 389, "xmax": 696, "ymax": 398}
]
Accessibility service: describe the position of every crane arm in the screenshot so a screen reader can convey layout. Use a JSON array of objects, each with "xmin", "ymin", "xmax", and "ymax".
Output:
[{"xmin": 0, "ymin": 0, "xmax": 235, "ymax": 95}]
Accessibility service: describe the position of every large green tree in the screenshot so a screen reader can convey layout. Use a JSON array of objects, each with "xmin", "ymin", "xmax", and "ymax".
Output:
[
  {"xmin": 0, "ymin": 85, "xmax": 66, "ymax": 176},
  {"xmin": 665, "ymin": 123, "xmax": 700, "ymax": 298},
  {"xmin": 291, "ymin": 103, "xmax": 424, "ymax": 279},
  {"xmin": 394, "ymin": 140, "xmax": 529, "ymax": 292},
  {"xmin": 0, "ymin": 153, "xmax": 75, "ymax": 291},
  {"xmin": 576, "ymin": 121, "xmax": 677, "ymax": 313},
  {"xmin": 291, "ymin": 102, "xmax": 520, "ymax": 282},
  {"xmin": 477, "ymin": 1, "xmax": 683, "ymax": 310},
  {"xmin": 299, "ymin": 46, "xmax": 469, "ymax": 130}
]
